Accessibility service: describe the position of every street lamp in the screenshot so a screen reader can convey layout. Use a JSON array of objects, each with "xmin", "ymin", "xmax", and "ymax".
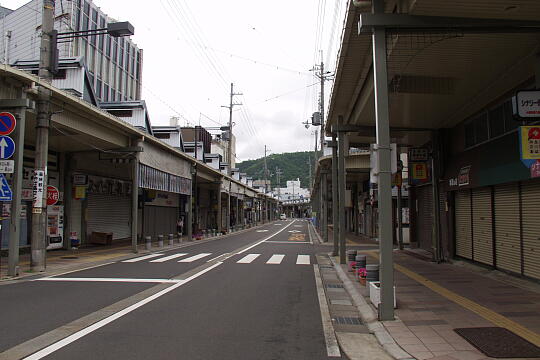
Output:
[{"xmin": 31, "ymin": 1, "xmax": 135, "ymax": 271}]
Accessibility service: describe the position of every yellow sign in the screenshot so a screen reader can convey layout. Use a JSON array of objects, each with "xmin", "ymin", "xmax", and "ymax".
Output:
[
  {"xmin": 74, "ymin": 186, "xmax": 86, "ymax": 199},
  {"xmin": 520, "ymin": 126, "xmax": 540, "ymax": 160},
  {"xmin": 411, "ymin": 162, "xmax": 428, "ymax": 180}
]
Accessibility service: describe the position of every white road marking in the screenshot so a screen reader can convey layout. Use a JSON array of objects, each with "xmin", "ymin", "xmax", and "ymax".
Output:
[
  {"xmin": 266, "ymin": 254, "xmax": 285, "ymax": 264},
  {"xmin": 236, "ymin": 220, "xmax": 296, "ymax": 255},
  {"xmin": 23, "ymin": 262, "xmax": 222, "ymax": 360},
  {"xmin": 256, "ymin": 230, "xmax": 269, "ymax": 232},
  {"xmin": 37, "ymin": 277, "xmax": 181, "ymax": 283},
  {"xmin": 178, "ymin": 253, "xmax": 212, "ymax": 262},
  {"xmin": 236, "ymin": 253, "xmax": 261, "ymax": 264},
  {"xmin": 296, "ymin": 255, "xmax": 311, "ymax": 265},
  {"xmin": 265, "ymin": 241, "xmax": 311, "ymax": 244},
  {"xmin": 121, "ymin": 253, "xmax": 164, "ymax": 263},
  {"xmin": 149, "ymin": 253, "xmax": 188, "ymax": 263},
  {"xmin": 313, "ymin": 264, "xmax": 342, "ymax": 357},
  {"xmin": 206, "ymin": 253, "xmax": 229, "ymax": 262}
]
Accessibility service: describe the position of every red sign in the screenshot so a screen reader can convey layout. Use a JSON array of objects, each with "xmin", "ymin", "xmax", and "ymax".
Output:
[
  {"xmin": 531, "ymin": 160, "xmax": 540, "ymax": 178},
  {"xmin": 0, "ymin": 112, "xmax": 16, "ymax": 135},
  {"xmin": 47, "ymin": 185, "xmax": 59, "ymax": 206}
]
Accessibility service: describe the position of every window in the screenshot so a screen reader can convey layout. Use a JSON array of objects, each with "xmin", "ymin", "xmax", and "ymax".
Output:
[
  {"xmin": 474, "ymin": 113, "xmax": 488, "ymax": 143},
  {"xmin": 107, "ymin": 109, "xmax": 132, "ymax": 117},
  {"xmin": 489, "ymin": 104, "xmax": 505, "ymax": 138},
  {"xmin": 464, "ymin": 98, "xmax": 519, "ymax": 149}
]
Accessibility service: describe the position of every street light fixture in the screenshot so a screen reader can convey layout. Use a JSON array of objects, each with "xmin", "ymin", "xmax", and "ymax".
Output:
[{"xmin": 30, "ymin": 3, "xmax": 135, "ymax": 271}]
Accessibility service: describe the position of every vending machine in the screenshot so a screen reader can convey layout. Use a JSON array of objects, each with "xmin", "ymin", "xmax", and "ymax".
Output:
[{"xmin": 46, "ymin": 205, "xmax": 64, "ymax": 250}]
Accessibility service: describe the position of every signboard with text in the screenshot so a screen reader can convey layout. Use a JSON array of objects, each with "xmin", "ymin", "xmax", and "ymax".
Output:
[{"xmin": 32, "ymin": 170, "xmax": 45, "ymax": 213}]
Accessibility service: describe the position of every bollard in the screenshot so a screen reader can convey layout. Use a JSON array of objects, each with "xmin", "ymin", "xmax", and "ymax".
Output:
[
  {"xmin": 366, "ymin": 264, "xmax": 379, "ymax": 283},
  {"xmin": 168, "ymin": 234, "xmax": 174, "ymax": 246},
  {"xmin": 145, "ymin": 236, "xmax": 152, "ymax": 251},
  {"xmin": 158, "ymin": 234, "xmax": 164, "ymax": 248},
  {"xmin": 347, "ymin": 250, "xmax": 357, "ymax": 272}
]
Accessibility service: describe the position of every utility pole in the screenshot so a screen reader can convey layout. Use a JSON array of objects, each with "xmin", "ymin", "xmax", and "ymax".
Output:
[
  {"xmin": 31, "ymin": 0, "xmax": 55, "ymax": 271},
  {"xmin": 222, "ymin": 83, "xmax": 242, "ymax": 175},
  {"xmin": 312, "ymin": 53, "xmax": 333, "ymax": 159}
]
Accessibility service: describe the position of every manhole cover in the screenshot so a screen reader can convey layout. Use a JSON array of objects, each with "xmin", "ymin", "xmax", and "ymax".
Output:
[
  {"xmin": 333, "ymin": 316, "xmax": 362, "ymax": 325},
  {"xmin": 454, "ymin": 327, "xmax": 540, "ymax": 358}
]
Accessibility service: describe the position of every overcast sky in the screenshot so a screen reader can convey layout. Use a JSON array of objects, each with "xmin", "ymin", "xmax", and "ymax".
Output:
[{"xmin": 1, "ymin": 0, "xmax": 347, "ymax": 161}]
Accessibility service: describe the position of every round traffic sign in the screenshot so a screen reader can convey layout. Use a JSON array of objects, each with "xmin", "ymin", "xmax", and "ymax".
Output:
[
  {"xmin": 0, "ymin": 136, "xmax": 15, "ymax": 159},
  {"xmin": 47, "ymin": 185, "xmax": 59, "ymax": 206},
  {"xmin": 0, "ymin": 112, "xmax": 16, "ymax": 135}
]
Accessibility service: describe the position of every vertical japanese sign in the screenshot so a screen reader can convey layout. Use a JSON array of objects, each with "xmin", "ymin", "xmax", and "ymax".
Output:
[{"xmin": 32, "ymin": 170, "xmax": 45, "ymax": 213}]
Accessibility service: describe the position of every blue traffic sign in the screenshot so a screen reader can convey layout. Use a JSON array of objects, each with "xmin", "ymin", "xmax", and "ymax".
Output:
[
  {"xmin": 0, "ymin": 136, "xmax": 15, "ymax": 160},
  {"xmin": 0, "ymin": 174, "xmax": 12, "ymax": 201},
  {"xmin": 0, "ymin": 112, "xmax": 16, "ymax": 135}
]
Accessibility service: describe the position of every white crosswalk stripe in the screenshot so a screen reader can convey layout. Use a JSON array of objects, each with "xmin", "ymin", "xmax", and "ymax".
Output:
[
  {"xmin": 237, "ymin": 254, "xmax": 261, "ymax": 264},
  {"xmin": 122, "ymin": 253, "xmax": 164, "ymax": 263},
  {"xmin": 178, "ymin": 253, "xmax": 212, "ymax": 262},
  {"xmin": 296, "ymin": 255, "xmax": 310, "ymax": 265},
  {"xmin": 266, "ymin": 254, "xmax": 285, "ymax": 264},
  {"xmin": 149, "ymin": 253, "xmax": 188, "ymax": 263}
]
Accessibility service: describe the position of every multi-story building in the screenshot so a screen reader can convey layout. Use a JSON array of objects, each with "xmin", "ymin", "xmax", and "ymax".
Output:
[{"xmin": 0, "ymin": 0, "xmax": 143, "ymax": 103}]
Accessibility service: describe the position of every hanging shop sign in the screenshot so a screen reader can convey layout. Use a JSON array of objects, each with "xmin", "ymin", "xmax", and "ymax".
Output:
[
  {"xmin": 32, "ymin": 170, "xmax": 45, "ymax": 212},
  {"xmin": 512, "ymin": 90, "xmax": 540, "ymax": 118},
  {"xmin": 73, "ymin": 174, "xmax": 88, "ymax": 186},
  {"xmin": 458, "ymin": 166, "xmax": 471, "ymax": 186},
  {"xmin": 408, "ymin": 147, "xmax": 429, "ymax": 162},
  {"xmin": 411, "ymin": 162, "xmax": 428, "ymax": 181},
  {"xmin": 519, "ymin": 126, "xmax": 540, "ymax": 160},
  {"xmin": 531, "ymin": 160, "xmax": 540, "ymax": 178}
]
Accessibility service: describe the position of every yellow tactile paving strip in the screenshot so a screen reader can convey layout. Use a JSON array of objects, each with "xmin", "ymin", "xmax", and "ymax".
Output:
[{"xmin": 363, "ymin": 250, "xmax": 540, "ymax": 347}]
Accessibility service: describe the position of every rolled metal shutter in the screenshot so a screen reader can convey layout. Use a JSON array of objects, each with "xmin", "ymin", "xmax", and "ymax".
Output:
[
  {"xmin": 87, "ymin": 193, "xmax": 131, "ymax": 240},
  {"xmin": 416, "ymin": 185, "xmax": 433, "ymax": 253},
  {"xmin": 455, "ymin": 190, "xmax": 472, "ymax": 259},
  {"xmin": 494, "ymin": 183, "xmax": 521, "ymax": 274},
  {"xmin": 472, "ymin": 187, "xmax": 493, "ymax": 266},
  {"xmin": 521, "ymin": 180, "xmax": 540, "ymax": 280}
]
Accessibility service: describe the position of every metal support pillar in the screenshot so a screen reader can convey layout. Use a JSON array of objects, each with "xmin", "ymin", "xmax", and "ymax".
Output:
[
  {"xmin": 322, "ymin": 173, "xmax": 328, "ymax": 242},
  {"xmin": 217, "ymin": 182, "xmax": 222, "ymax": 233},
  {"xmin": 8, "ymin": 104, "xmax": 27, "ymax": 276},
  {"xmin": 131, "ymin": 139, "xmax": 141, "ymax": 253},
  {"xmin": 337, "ymin": 117, "xmax": 347, "ymax": 264},
  {"xmin": 372, "ymin": 0, "xmax": 395, "ymax": 320},
  {"xmin": 187, "ymin": 165, "xmax": 194, "ymax": 241},
  {"xmin": 431, "ymin": 131, "xmax": 442, "ymax": 262},
  {"xmin": 227, "ymin": 185, "xmax": 231, "ymax": 233},
  {"xmin": 331, "ymin": 134, "xmax": 339, "ymax": 256}
]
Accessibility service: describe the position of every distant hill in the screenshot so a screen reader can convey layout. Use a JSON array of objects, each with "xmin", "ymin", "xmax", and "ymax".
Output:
[{"xmin": 237, "ymin": 151, "xmax": 315, "ymax": 189}]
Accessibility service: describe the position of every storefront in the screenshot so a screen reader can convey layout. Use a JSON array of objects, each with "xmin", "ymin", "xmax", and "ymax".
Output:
[{"xmin": 445, "ymin": 130, "xmax": 540, "ymax": 280}]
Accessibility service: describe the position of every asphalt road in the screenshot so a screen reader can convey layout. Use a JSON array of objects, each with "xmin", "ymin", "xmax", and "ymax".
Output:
[{"xmin": 0, "ymin": 219, "xmax": 342, "ymax": 360}]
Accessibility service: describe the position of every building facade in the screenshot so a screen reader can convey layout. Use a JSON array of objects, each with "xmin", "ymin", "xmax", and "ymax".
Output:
[{"xmin": 0, "ymin": 0, "xmax": 143, "ymax": 103}]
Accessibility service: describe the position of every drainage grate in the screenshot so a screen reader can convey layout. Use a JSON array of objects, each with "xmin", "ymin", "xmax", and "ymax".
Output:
[
  {"xmin": 326, "ymin": 284, "xmax": 344, "ymax": 289},
  {"xmin": 333, "ymin": 316, "xmax": 362, "ymax": 325}
]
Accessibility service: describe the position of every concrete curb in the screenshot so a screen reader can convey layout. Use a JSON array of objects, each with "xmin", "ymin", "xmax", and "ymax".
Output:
[{"xmin": 330, "ymin": 256, "xmax": 414, "ymax": 360}]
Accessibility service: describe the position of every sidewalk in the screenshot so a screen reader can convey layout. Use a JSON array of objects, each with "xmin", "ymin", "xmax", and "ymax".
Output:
[{"xmin": 328, "ymin": 229, "xmax": 540, "ymax": 360}]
